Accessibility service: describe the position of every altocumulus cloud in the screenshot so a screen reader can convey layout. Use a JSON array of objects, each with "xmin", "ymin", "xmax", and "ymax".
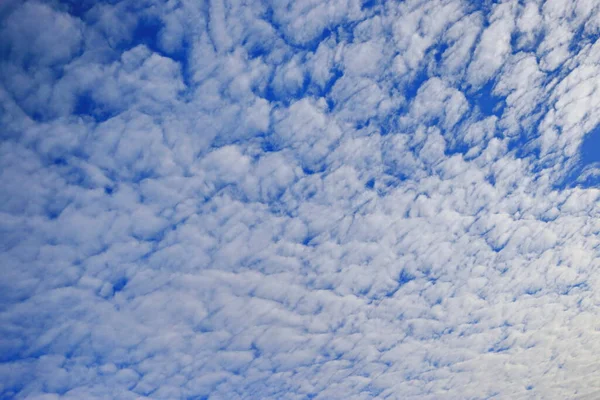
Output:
[{"xmin": 2, "ymin": 0, "xmax": 600, "ymax": 398}]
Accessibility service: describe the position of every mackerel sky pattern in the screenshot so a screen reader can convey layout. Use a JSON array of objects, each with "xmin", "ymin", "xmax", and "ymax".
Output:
[{"xmin": 2, "ymin": 0, "xmax": 600, "ymax": 399}]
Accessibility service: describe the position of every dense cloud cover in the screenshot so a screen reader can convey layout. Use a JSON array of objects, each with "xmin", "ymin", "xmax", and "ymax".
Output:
[{"xmin": 2, "ymin": 0, "xmax": 600, "ymax": 398}]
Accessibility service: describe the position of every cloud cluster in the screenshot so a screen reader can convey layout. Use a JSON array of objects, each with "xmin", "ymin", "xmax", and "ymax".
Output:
[{"xmin": 2, "ymin": 0, "xmax": 600, "ymax": 399}]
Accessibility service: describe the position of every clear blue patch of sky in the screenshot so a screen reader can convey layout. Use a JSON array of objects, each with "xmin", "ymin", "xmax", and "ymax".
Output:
[
  {"xmin": 472, "ymin": 80, "xmax": 505, "ymax": 117},
  {"xmin": 560, "ymin": 125, "xmax": 600, "ymax": 188},
  {"xmin": 578, "ymin": 125, "xmax": 600, "ymax": 166}
]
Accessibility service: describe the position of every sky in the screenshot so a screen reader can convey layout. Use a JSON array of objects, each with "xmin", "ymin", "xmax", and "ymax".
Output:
[{"xmin": 2, "ymin": 0, "xmax": 600, "ymax": 399}]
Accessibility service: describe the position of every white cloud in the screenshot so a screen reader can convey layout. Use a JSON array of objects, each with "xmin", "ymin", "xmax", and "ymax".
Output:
[
  {"xmin": 273, "ymin": 97, "xmax": 342, "ymax": 170},
  {"xmin": 467, "ymin": 2, "xmax": 516, "ymax": 87},
  {"xmin": 403, "ymin": 77, "xmax": 469, "ymax": 130},
  {"xmin": 440, "ymin": 12, "xmax": 484, "ymax": 79},
  {"xmin": 1, "ymin": 2, "xmax": 83, "ymax": 68}
]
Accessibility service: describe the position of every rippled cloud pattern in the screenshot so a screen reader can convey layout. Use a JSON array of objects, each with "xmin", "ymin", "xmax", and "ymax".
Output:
[{"xmin": 2, "ymin": 0, "xmax": 600, "ymax": 398}]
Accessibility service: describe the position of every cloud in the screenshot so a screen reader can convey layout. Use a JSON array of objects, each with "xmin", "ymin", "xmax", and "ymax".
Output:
[
  {"xmin": 466, "ymin": 1, "xmax": 516, "ymax": 88},
  {"xmin": 1, "ymin": 2, "xmax": 83, "ymax": 68},
  {"xmin": 3, "ymin": 0, "xmax": 600, "ymax": 399}
]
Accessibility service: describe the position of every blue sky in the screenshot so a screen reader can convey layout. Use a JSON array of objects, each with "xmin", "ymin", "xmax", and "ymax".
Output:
[{"xmin": 2, "ymin": 0, "xmax": 600, "ymax": 398}]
